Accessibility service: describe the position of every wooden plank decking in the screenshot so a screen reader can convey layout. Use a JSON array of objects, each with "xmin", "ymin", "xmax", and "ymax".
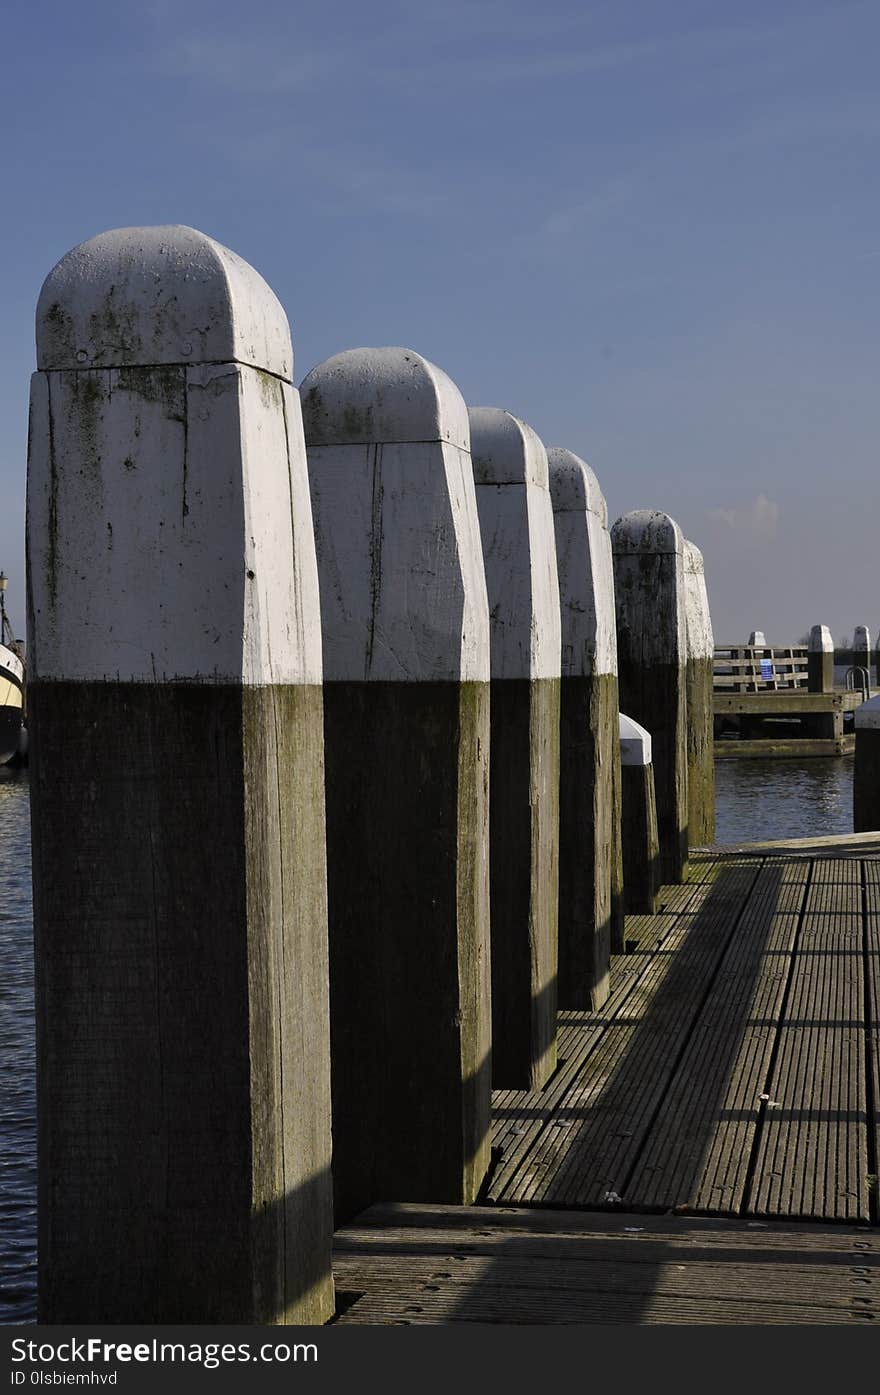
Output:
[
  {"xmin": 489, "ymin": 851, "xmax": 876, "ymax": 1222},
  {"xmin": 333, "ymin": 845, "xmax": 880, "ymax": 1323},
  {"xmin": 333, "ymin": 1205, "xmax": 878, "ymax": 1325}
]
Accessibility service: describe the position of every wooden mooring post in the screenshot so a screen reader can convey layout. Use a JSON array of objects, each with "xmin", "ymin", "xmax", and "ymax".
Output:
[
  {"xmin": 300, "ymin": 348, "xmax": 492, "ymax": 1225},
  {"xmin": 808, "ymin": 623, "xmax": 834, "ymax": 693},
  {"xmin": 683, "ymin": 540, "xmax": 715, "ymax": 846},
  {"xmin": 612, "ymin": 511, "xmax": 688, "ymax": 884},
  {"xmin": 619, "ymin": 714, "xmax": 659, "ymax": 915},
  {"xmin": 27, "ymin": 226, "xmax": 334, "ymax": 1323},
  {"xmin": 470, "ymin": 406, "xmax": 560, "ymax": 1091},
  {"xmin": 548, "ymin": 447, "xmax": 618, "ymax": 1010},
  {"xmin": 853, "ymin": 625, "xmax": 871, "ymax": 678}
]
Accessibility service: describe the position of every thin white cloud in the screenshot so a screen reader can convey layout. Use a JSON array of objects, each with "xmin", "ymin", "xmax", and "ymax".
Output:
[
  {"xmin": 707, "ymin": 493, "xmax": 779, "ymax": 541},
  {"xmin": 154, "ymin": 10, "xmax": 791, "ymax": 96},
  {"xmin": 161, "ymin": 34, "xmax": 346, "ymax": 92}
]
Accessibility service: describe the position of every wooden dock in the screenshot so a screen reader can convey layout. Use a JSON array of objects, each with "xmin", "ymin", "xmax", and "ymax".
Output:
[
  {"xmin": 712, "ymin": 641, "xmax": 866, "ymax": 757},
  {"xmin": 714, "ymin": 688, "xmax": 862, "ymax": 759},
  {"xmin": 332, "ymin": 845, "xmax": 880, "ymax": 1323}
]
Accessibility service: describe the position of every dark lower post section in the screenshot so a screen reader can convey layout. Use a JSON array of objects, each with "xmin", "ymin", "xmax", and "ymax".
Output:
[
  {"xmin": 489, "ymin": 677, "xmax": 559, "ymax": 1090},
  {"xmin": 621, "ymin": 761, "xmax": 660, "ymax": 914},
  {"xmin": 686, "ymin": 656, "xmax": 715, "ymax": 846},
  {"xmin": 609, "ymin": 716, "xmax": 626, "ymax": 952},
  {"xmin": 557, "ymin": 672, "xmax": 616, "ymax": 1008},
  {"xmin": 854, "ymin": 699, "xmax": 880, "ymax": 832},
  {"xmin": 617, "ymin": 656, "xmax": 687, "ymax": 884},
  {"xmin": 323, "ymin": 681, "xmax": 491, "ymax": 1226},
  {"xmin": 31, "ymin": 682, "xmax": 332, "ymax": 1323}
]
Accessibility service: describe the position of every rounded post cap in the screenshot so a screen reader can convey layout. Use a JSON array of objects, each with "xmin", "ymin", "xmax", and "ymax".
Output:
[
  {"xmin": 468, "ymin": 406, "xmax": 549, "ymax": 486},
  {"xmin": 611, "ymin": 509, "xmax": 683, "ymax": 556},
  {"xmin": 546, "ymin": 447, "xmax": 608, "ymax": 525},
  {"xmin": 619, "ymin": 711, "xmax": 652, "ymax": 765},
  {"xmin": 683, "ymin": 539, "xmax": 705, "ymax": 573},
  {"xmin": 36, "ymin": 225, "xmax": 292, "ymax": 377},
  {"xmin": 748, "ymin": 630, "xmax": 766, "ymax": 646},
  {"xmin": 855, "ymin": 694, "xmax": 880, "ymax": 729},
  {"xmin": 809, "ymin": 624, "xmax": 834, "ymax": 653},
  {"xmin": 854, "ymin": 625, "xmax": 870, "ymax": 646},
  {"xmin": 299, "ymin": 347, "xmax": 468, "ymax": 449}
]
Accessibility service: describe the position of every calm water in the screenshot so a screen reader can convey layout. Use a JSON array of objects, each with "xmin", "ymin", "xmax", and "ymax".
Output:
[
  {"xmin": 0, "ymin": 770, "xmax": 35, "ymax": 1325},
  {"xmin": 713, "ymin": 756, "xmax": 853, "ymax": 844},
  {"xmin": 0, "ymin": 754, "xmax": 857, "ymax": 1324}
]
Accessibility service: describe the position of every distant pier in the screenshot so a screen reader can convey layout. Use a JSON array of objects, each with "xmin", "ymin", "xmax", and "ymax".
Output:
[{"xmin": 714, "ymin": 639, "xmax": 866, "ymax": 758}]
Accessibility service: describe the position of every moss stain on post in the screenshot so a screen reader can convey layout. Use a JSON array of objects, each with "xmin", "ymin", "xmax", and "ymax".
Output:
[{"xmin": 455, "ymin": 679, "xmax": 492, "ymax": 1195}]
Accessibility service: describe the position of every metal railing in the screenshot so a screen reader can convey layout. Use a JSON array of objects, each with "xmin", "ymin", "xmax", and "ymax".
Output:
[{"xmin": 845, "ymin": 666, "xmax": 871, "ymax": 702}]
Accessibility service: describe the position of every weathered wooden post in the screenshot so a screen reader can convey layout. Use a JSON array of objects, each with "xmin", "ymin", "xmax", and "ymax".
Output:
[
  {"xmin": 808, "ymin": 624, "xmax": 834, "ymax": 693},
  {"xmin": 27, "ymin": 226, "xmax": 333, "ymax": 1323},
  {"xmin": 854, "ymin": 696, "xmax": 880, "ymax": 831},
  {"xmin": 300, "ymin": 348, "xmax": 492, "ymax": 1224},
  {"xmin": 612, "ymin": 510, "xmax": 688, "ymax": 884},
  {"xmin": 619, "ymin": 714, "xmax": 659, "ymax": 915},
  {"xmin": 609, "ymin": 733, "xmax": 627, "ymax": 953},
  {"xmin": 683, "ymin": 540, "xmax": 715, "ymax": 847},
  {"xmin": 470, "ymin": 406, "xmax": 560, "ymax": 1090},
  {"xmin": 547, "ymin": 447, "xmax": 617, "ymax": 1009}
]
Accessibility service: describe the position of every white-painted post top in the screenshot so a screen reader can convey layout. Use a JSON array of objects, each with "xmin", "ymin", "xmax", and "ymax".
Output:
[
  {"xmin": 619, "ymin": 712, "xmax": 652, "ymax": 766},
  {"xmin": 28, "ymin": 225, "xmax": 319, "ymax": 687},
  {"xmin": 300, "ymin": 347, "xmax": 469, "ymax": 448},
  {"xmin": 748, "ymin": 630, "xmax": 766, "ymax": 646},
  {"xmin": 36, "ymin": 225, "xmax": 292, "ymax": 378},
  {"xmin": 547, "ymin": 446, "xmax": 616, "ymax": 678},
  {"xmin": 469, "ymin": 407, "xmax": 549, "ymax": 487},
  {"xmin": 610, "ymin": 509, "xmax": 683, "ymax": 557},
  {"xmin": 301, "ymin": 347, "xmax": 489, "ymax": 684},
  {"xmin": 682, "ymin": 539, "xmax": 714, "ymax": 661},
  {"xmin": 469, "ymin": 407, "xmax": 560, "ymax": 681},
  {"xmin": 810, "ymin": 624, "xmax": 834, "ymax": 654},
  {"xmin": 855, "ymin": 694, "xmax": 880, "ymax": 729},
  {"xmin": 546, "ymin": 446, "xmax": 608, "ymax": 526},
  {"xmin": 854, "ymin": 625, "xmax": 871, "ymax": 649}
]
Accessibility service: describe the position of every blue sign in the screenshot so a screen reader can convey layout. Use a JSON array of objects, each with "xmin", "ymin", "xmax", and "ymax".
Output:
[{"xmin": 760, "ymin": 658, "xmax": 774, "ymax": 681}]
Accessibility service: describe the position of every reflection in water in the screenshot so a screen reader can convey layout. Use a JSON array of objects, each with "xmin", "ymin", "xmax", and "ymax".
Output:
[
  {"xmin": 0, "ymin": 769, "xmax": 35, "ymax": 1324},
  {"xmin": 713, "ymin": 756, "xmax": 853, "ymax": 845}
]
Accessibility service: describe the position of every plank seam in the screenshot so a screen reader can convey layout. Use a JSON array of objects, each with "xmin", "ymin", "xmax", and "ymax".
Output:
[
  {"xmin": 613, "ymin": 858, "xmax": 767, "ymax": 1203},
  {"xmin": 739, "ymin": 856, "xmax": 814, "ymax": 1215}
]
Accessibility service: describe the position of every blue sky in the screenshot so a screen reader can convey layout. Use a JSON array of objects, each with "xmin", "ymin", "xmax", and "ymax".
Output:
[{"xmin": 1, "ymin": 0, "xmax": 877, "ymax": 644}]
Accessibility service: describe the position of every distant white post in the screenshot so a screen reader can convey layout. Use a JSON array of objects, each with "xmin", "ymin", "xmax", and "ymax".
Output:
[
  {"xmin": 548, "ymin": 447, "xmax": 618, "ymax": 1009},
  {"xmin": 619, "ymin": 713, "xmax": 659, "ymax": 915},
  {"xmin": 27, "ymin": 227, "xmax": 333, "ymax": 1323},
  {"xmin": 470, "ymin": 407, "xmax": 561, "ymax": 1091},
  {"xmin": 808, "ymin": 624, "xmax": 834, "ymax": 694},
  {"xmin": 853, "ymin": 625, "xmax": 871, "ymax": 675},
  {"xmin": 612, "ymin": 511, "xmax": 688, "ymax": 885},
  {"xmin": 301, "ymin": 347, "xmax": 492, "ymax": 1224},
  {"xmin": 748, "ymin": 630, "xmax": 767, "ymax": 647},
  {"xmin": 683, "ymin": 540, "xmax": 715, "ymax": 847}
]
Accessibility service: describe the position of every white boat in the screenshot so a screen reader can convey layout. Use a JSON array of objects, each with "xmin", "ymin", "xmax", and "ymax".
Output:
[
  {"xmin": 0, "ymin": 572, "xmax": 24, "ymax": 765},
  {"xmin": 0, "ymin": 641, "xmax": 23, "ymax": 766}
]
